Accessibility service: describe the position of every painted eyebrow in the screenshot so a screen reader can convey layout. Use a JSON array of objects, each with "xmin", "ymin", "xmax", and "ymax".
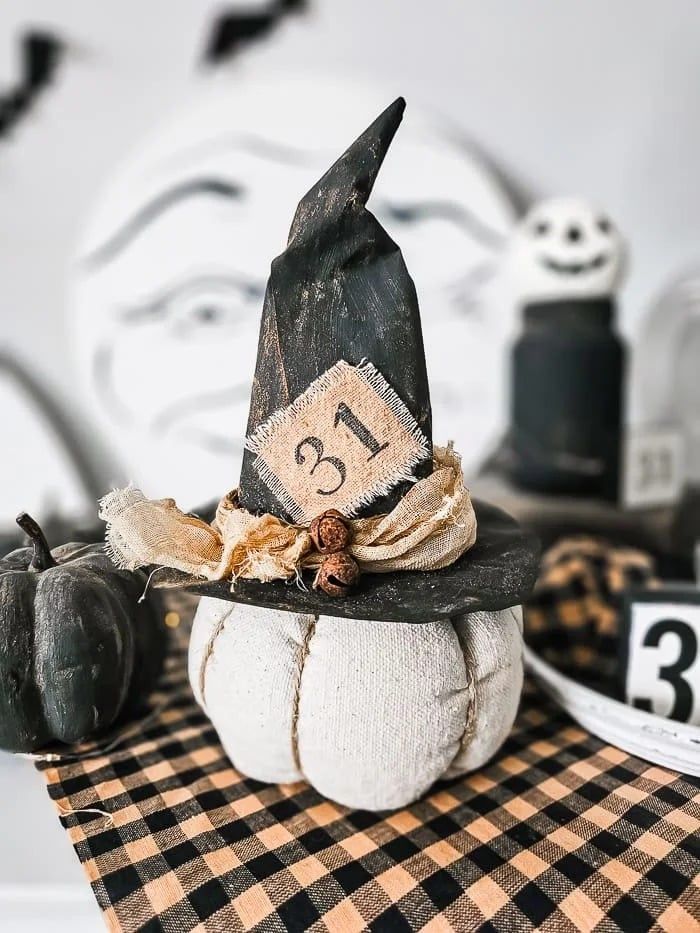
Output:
[
  {"xmin": 81, "ymin": 178, "xmax": 243, "ymax": 269},
  {"xmin": 377, "ymin": 199, "xmax": 506, "ymax": 251},
  {"xmin": 157, "ymin": 132, "xmax": 317, "ymax": 174}
]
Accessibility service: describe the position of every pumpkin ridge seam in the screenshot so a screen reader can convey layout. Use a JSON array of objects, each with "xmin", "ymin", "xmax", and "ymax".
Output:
[
  {"xmin": 290, "ymin": 615, "xmax": 317, "ymax": 776},
  {"xmin": 451, "ymin": 624, "xmax": 478, "ymax": 767},
  {"xmin": 199, "ymin": 606, "xmax": 236, "ymax": 708}
]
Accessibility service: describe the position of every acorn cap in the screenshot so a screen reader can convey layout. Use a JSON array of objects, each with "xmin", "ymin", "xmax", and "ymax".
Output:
[{"xmin": 238, "ymin": 97, "xmax": 432, "ymax": 520}]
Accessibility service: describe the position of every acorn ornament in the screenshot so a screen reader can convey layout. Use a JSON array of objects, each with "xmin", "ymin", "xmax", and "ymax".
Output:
[
  {"xmin": 102, "ymin": 98, "xmax": 539, "ymax": 809},
  {"xmin": 314, "ymin": 552, "xmax": 360, "ymax": 597},
  {"xmin": 309, "ymin": 510, "xmax": 351, "ymax": 555},
  {"xmin": 310, "ymin": 510, "xmax": 357, "ymax": 596}
]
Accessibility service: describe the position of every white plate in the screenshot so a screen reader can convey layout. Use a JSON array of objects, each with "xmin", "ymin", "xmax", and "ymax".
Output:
[{"xmin": 524, "ymin": 645, "xmax": 700, "ymax": 775}]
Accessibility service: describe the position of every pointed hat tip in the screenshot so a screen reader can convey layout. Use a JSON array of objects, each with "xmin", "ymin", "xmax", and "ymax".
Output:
[
  {"xmin": 371, "ymin": 95, "xmax": 406, "ymax": 140},
  {"xmin": 286, "ymin": 96, "xmax": 408, "ymax": 240},
  {"xmin": 338, "ymin": 95, "xmax": 407, "ymax": 196}
]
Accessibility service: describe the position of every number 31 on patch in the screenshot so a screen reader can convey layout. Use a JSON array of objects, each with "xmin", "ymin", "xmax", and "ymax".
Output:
[
  {"xmin": 621, "ymin": 591, "xmax": 700, "ymax": 724},
  {"xmin": 245, "ymin": 360, "xmax": 430, "ymax": 524}
]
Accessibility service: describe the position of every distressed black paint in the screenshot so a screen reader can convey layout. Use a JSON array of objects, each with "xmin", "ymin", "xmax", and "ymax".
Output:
[
  {"xmin": 238, "ymin": 98, "xmax": 433, "ymax": 520},
  {"xmin": 228, "ymin": 99, "xmax": 540, "ymax": 618},
  {"xmin": 0, "ymin": 521, "xmax": 165, "ymax": 753},
  {"xmin": 509, "ymin": 297, "xmax": 625, "ymax": 501}
]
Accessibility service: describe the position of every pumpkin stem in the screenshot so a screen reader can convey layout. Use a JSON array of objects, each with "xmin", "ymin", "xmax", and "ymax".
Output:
[{"xmin": 16, "ymin": 512, "xmax": 56, "ymax": 571}]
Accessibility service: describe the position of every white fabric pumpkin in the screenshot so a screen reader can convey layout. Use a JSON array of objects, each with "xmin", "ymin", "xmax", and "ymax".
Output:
[{"xmin": 188, "ymin": 600, "xmax": 523, "ymax": 810}]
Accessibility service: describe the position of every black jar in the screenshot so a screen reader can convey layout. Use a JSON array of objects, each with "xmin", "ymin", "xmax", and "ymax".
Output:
[{"xmin": 509, "ymin": 297, "xmax": 625, "ymax": 500}]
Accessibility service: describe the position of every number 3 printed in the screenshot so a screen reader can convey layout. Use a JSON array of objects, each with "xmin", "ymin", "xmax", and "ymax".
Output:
[
  {"xmin": 633, "ymin": 618, "xmax": 698, "ymax": 722},
  {"xmin": 294, "ymin": 402, "xmax": 390, "ymax": 495},
  {"xmin": 295, "ymin": 437, "xmax": 347, "ymax": 496}
]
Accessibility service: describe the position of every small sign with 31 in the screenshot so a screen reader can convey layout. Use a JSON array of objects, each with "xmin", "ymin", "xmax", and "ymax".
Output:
[{"xmin": 622, "ymin": 426, "xmax": 684, "ymax": 509}]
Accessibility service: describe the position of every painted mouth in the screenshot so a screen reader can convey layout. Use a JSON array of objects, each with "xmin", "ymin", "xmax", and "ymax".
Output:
[{"xmin": 539, "ymin": 252, "xmax": 609, "ymax": 276}]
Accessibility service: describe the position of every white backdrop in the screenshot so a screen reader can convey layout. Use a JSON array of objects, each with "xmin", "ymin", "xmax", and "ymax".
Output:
[
  {"xmin": 1, "ymin": 0, "xmax": 700, "ymax": 514},
  {"xmin": 1, "ymin": 4, "xmax": 700, "ymax": 925}
]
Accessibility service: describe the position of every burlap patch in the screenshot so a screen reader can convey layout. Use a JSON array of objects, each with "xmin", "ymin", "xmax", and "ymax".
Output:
[{"xmin": 245, "ymin": 360, "xmax": 430, "ymax": 523}]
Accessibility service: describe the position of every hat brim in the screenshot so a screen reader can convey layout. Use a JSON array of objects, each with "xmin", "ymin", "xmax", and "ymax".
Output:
[{"xmin": 153, "ymin": 499, "xmax": 540, "ymax": 623}]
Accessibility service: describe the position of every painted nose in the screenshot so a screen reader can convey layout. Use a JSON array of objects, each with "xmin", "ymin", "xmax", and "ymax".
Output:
[{"xmin": 566, "ymin": 225, "xmax": 583, "ymax": 243}]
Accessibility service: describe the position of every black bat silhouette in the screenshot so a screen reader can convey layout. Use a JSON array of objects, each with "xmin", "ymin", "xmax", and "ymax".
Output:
[
  {"xmin": 204, "ymin": 0, "xmax": 306, "ymax": 63},
  {"xmin": 0, "ymin": 31, "xmax": 63, "ymax": 137}
]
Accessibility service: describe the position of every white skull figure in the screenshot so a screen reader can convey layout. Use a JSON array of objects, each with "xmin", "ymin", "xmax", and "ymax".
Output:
[
  {"xmin": 69, "ymin": 74, "xmax": 515, "ymax": 508},
  {"xmin": 508, "ymin": 196, "xmax": 626, "ymax": 305}
]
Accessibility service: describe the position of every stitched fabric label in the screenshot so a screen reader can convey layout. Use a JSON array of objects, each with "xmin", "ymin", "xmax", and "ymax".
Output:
[{"xmin": 245, "ymin": 360, "xmax": 430, "ymax": 523}]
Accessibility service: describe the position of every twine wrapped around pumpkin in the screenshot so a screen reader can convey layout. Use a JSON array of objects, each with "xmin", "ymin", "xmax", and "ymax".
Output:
[{"xmin": 99, "ymin": 446, "xmax": 477, "ymax": 585}]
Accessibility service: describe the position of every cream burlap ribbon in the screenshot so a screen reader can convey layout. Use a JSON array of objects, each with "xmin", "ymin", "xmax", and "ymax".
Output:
[{"xmin": 99, "ymin": 446, "xmax": 477, "ymax": 584}]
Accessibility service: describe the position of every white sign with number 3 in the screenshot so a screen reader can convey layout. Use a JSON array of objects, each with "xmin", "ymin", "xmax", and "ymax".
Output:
[{"xmin": 624, "ymin": 596, "xmax": 700, "ymax": 725}]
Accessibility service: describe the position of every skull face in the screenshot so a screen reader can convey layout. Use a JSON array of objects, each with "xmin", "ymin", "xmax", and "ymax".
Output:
[{"xmin": 508, "ymin": 196, "xmax": 626, "ymax": 304}]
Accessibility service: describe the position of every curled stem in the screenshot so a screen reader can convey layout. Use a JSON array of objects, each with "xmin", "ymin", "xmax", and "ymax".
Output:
[{"xmin": 16, "ymin": 512, "xmax": 56, "ymax": 571}]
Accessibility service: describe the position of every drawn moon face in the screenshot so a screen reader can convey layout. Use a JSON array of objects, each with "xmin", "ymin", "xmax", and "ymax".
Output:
[
  {"xmin": 508, "ymin": 196, "xmax": 626, "ymax": 305},
  {"xmin": 69, "ymin": 75, "xmax": 515, "ymax": 506}
]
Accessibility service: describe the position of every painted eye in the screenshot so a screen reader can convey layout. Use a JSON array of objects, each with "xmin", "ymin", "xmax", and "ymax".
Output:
[
  {"xmin": 171, "ymin": 286, "xmax": 254, "ymax": 331},
  {"xmin": 191, "ymin": 305, "xmax": 221, "ymax": 323},
  {"xmin": 597, "ymin": 217, "xmax": 612, "ymax": 234},
  {"xmin": 119, "ymin": 275, "xmax": 266, "ymax": 329},
  {"xmin": 533, "ymin": 220, "xmax": 550, "ymax": 236}
]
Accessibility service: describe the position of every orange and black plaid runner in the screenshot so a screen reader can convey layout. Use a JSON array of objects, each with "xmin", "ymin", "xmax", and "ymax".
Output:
[{"xmin": 36, "ymin": 544, "xmax": 700, "ymax": 932}]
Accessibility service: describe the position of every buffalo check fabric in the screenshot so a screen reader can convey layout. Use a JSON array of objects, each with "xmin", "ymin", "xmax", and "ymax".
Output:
[
  {"xmin": 37, "ymin": 558, "xmax": 700, "ymax": 932},
  {"xmin": 524, "ymin": 537, "xmax": 657, "ymax": 690}
]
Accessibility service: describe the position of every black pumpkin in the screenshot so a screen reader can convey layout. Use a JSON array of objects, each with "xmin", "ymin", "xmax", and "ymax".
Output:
[{"xmin": 0, "ymin": 513, "xmax": 166, "ymax": 753}]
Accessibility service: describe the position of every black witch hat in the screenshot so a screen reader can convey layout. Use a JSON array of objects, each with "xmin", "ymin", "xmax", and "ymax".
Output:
[
  {"xmin": 238, "ymin": 97, "xmax": 431, "ymax": 519},
  {"xmin": 177, "ymin": 98, "xmax": 539, "ymax": 622}
]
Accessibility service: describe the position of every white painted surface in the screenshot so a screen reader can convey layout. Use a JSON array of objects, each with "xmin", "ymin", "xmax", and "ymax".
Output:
[
  {"xmin": 0, "ymin": 753, "xmax": 103, "ymax": 930},
  {"xmin": 0, "ymin": 886, "xmax": 100, "ymax": 933},
  {"xmin": 1, "ymin": 1, "xmax": 699, "ymax": 517},
  {"xmin": 506, "ymin": 197, "xmax": 626, "ymax": 305},
  {"xmin": 622, "ymin": 426, "xmax": 685, "ymax": 508},
  {"xmin": 624, "ymin": 600, "xmax": 700, "ymax": 723}
]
